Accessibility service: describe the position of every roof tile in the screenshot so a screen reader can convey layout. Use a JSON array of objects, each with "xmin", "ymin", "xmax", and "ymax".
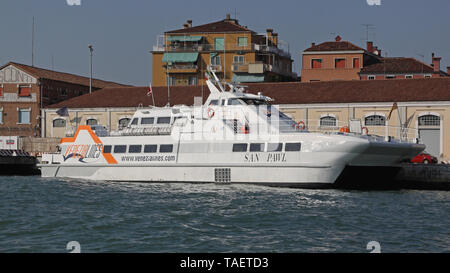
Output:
[
  {"xmin": 166, "ymin": 19, "xmax": 252, "ymax": 34},
  {"xmin": 47, "ymin": 78, "xmax": 450, "ymax": 109},
  {"xmin": 1, "ymin": 62, "xmax": 130, "ymax": 88},
  {"xmin": 304, "ymin": 41, "xmax": 365, "ymax": 52}
]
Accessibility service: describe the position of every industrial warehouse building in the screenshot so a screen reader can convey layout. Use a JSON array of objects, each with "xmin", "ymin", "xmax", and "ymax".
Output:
[{"xmin": 42, "ymin": 77, "xmax": 450, "ymax": 161}]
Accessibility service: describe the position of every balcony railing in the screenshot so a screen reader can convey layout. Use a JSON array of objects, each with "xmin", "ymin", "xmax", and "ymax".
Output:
[
  {"xmin": 231, "ymin": 62, "xmax": 266, "ymax": 73},
  {"xmin": 153, "ymin": 43, "xmax": 291, "ymax": 58},
  {"xmin": 165, "ymin": 64, "xmax": 198, "ymax": 72}
]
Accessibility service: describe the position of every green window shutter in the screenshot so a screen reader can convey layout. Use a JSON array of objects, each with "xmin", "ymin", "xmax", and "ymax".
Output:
[
  {"xmin": 214, "ymin": 38, "xmax": 224, "ymax": 51},
  {"xmin": 162, "ymin": 53, "xmax": 199, "ymax": 63},
  {"xmin": 238, "ymin": 37, "xmax": 248, "ymax": 47}
]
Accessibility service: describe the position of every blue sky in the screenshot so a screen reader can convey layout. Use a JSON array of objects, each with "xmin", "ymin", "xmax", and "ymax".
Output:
[{"xmin": 0, "ymin": 0, "xmax": 449, "ymax": 86}]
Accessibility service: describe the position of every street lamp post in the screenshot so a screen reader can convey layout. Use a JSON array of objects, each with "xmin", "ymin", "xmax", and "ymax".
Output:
[{"xmin": 88, "ymin": 45, "xmax": 94, "ymax": 94}]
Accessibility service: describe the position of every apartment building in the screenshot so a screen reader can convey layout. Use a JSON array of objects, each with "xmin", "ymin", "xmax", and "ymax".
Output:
[{"xmin": 152, "ymin": 15, "xmax": 296, "ymax": 86}]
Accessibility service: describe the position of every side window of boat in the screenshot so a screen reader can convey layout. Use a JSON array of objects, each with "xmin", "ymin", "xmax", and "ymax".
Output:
[
  {"xmin": 209, "ymin": 100, "xmax": 219, "ymax": 106},
  {"xmin": 103, "ymin": 145, "xmax": 112, "ymax": 153},
  {"xmin": 160, "ymin": 144, "xmax": 173, "ymax": 153},
  {"xmin": 249, "ymin": 143, "xmax": 264, "ymax": 152},
  {"xmin": 267, "ymin": 143, "xmax": 283, "ymax": 152},
  {"xmin": 228, "ymin": 99, "xmax": 244, "ymax": 105},
  {"xmin": 131, "ymin": 118, "xmax": 139, "ymax": 125},
  {"xmin": 232, "ymin": 143, "xmax": 248, "ymax": 152},
  {"xmin": 157, "ymin": 117, "xmax": 171, "ymax": 124},
  {"xmin": 129, "ymin": 145, "xmax": 142, "ymax": 153},
  {"xmin": 141, "ymin": 117, "xmax": 154, "ymax": 125},
  {"xmin": 144, "ymin": 145, "xmax": 157, "ymax": 153},
  {"xmin": 113, "ymin": 145, "xmax": 127, "ymax": 153},
  {"xmin": 285, "ymin": 142, "xmax": 301, "ymax": 152}
]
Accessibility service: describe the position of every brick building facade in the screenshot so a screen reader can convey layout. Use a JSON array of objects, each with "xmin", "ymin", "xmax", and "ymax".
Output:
[
  {"xmin": 0, "ymin": 62, "xmax": 129, "ymax": 137},
  {"xmin": 301, "ymin": 36, "xmax": 448, "ymax": 82}
]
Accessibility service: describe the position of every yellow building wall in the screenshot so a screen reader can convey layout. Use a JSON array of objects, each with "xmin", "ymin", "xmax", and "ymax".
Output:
[
  {"xmin": 152, "ymin": 32, "xmax": 266, "ymax": 86},
  {"xmin": 279, "ymin": 105, "xmax": 449, "ymax": 160}
]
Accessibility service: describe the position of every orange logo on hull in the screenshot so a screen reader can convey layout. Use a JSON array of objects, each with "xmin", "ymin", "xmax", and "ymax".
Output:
[{"xmin": 60, "ymin": 125, "xmax": 117, "ymax": 164}]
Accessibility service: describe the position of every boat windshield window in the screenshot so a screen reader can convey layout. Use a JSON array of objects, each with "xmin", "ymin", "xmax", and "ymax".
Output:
[
  {"xmin": 209, "ymin": 100, "xmax": 219, "ymax": 106},
  {"xmin": 144, "ymin": 145, "xmax": 157, "ymax": 153},
  {"xmin": 131, "ymin": 118, "xmax": 139, "ymax": 125},
  {"xmin": 160, "ymin": 144, "xmax": 173, "ymax": 153},
  {"xmin": 129, "ymin": 145, "xmax": 142, "ymax": 153},
  {"xmin": 141, "ymin": 117, "xmax": 154, "ymax": 125},
  {"xmin": 103, "ymin": 145, "xmax": 112, "ymax": 153},
  {"xmin": 285, "ymin": 142, "xmax": 301, "ymax": 152},
  {"xmin": 114, "ymin": 145, "xmax": 127, "ymax": 153},
  {"xmin": 232, "ymin": 143, "xmax": 248, "ymax": 152},
  {"xmin": 241, "ymin": 99, "xmax": 268, "ymax": 105},
  {"xmin": 250, "ymin": 143, "xmax": 264, "ymax": 152},
  {"xmin": 228, "ymin": 98, "xmax": 245, "ymax": 105},
  {"xmin": 157, "ymin": 117, "xmax": 171, "ymax": 124},
  {"xmin": 267, "ymin": 143, "xmax": 282, "ymax": 152}
]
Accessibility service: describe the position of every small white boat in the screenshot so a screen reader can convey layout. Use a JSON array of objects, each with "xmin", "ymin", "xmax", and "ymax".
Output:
[{"xmin": 39, "ymin": 68, "xmax": 424, "ymax": 188}]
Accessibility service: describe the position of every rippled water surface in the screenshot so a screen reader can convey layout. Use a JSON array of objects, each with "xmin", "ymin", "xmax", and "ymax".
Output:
[{"xmin": 0, "ymin": 176, "xmax": 449, "ymax": 253}]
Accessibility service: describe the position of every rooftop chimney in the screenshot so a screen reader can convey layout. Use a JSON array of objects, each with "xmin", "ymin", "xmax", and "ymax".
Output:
[
  {"xmin": 187, "ymin": 19, "xmax": 192, "ymax": 27},
  {"xmin": 272, "ymin": 33, "xmax": 278, "ymax": 47},
  {"xmin": 311, "ymin": 42, "xmax": 316, "ymax": 47},
  {"xmin": 432, "ymin": 53, "xmax": 441, "ymax": 73},
  {"xmin": 224, "ymin": 14, "xmax": 238, "ymax": 24},
  {"xmin": 183, "ymin": 23, "xmax": 189, "ymax": 28},
  {"xmin": 367, "ymin": 41, "xmax": 373, "ymax": 53},
  {"xmin": 335, "ymin": 35, "xmax": 342, "ymax": 42}
]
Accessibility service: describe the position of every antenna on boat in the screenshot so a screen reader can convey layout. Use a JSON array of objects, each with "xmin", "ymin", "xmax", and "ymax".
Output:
[
  {"xmin": 206, "ymin": 66, "xmax": 225, "ymax": 92},
  {"xmin": 164, "ymin": 29, "xmax": 171, "ymax": 107}
]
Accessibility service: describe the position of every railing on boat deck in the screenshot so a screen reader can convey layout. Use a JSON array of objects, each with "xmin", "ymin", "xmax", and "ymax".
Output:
[
  {"xmin": 64, "ymin": 125, "xmax": 175, "ymax": 137},
  {"xmin": 63, "ymin": 119, "xmax": 419, "ymax": 144},
  {"xmin": 286, "ymin": 119, "xmax": 419, "ymax": 143}
]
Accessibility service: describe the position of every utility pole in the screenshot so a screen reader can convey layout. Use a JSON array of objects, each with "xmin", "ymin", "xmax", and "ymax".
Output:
[
  {"xmin": 88, "ymin": 45, "xmax": 94, "ymax": 94},
  {"xmin": 32, "ymin": 17, "xmax": 35, "ymax": 67}
]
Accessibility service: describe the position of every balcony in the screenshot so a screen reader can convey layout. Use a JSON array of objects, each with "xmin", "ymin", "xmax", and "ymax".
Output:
[
  {"xmin": 153, "ymin": 43, "xmax": 290, "ymax": 57},
  {"xmin": 209, "ymin": 65, "xmax": 222, "ymax": 72},
  {"xmin": 165, "ymin": 64, "xmax": 198, "ymax": 73},
  {"xmin": 231, "ymin": 62, "xmax": 266, "ymax": 73}
]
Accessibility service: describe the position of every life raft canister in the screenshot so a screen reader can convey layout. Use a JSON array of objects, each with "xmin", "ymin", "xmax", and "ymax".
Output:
[
  {"xmin": 296, "ymin": 121, "xmax": 306, "ymax": 130},
  {"xmin": 362, "ymin": 126, "xmax": 369, "ymax": 135},
  {"xmin": 339, "ymin": 126, "xmax": 350, "ymax": 133},
  {"xmin": 240, "ymin": 124, "xmax": 250, "ymax": 134},
  {"xmin": 207, "ymin": 107, "xmax": 215, "ymax": 118}
]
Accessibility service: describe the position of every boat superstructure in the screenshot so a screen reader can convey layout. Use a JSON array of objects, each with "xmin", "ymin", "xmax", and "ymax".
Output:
[{"xmin": 39, "ymin": 68, "xmax": 425, "ymax": 187}]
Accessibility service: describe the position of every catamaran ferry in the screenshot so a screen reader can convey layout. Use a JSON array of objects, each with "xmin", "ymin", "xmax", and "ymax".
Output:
[{"xmin": 39, "ymin": 68, "xmax": 424, "ymax": 188}]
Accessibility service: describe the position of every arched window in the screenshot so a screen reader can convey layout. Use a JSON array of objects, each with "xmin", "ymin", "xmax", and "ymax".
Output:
[
  {"xmin": 320, "ymin": 116, "xmax": 337, "ymax": 127},
  {"xmin": 118, "ymin": 118, "xmax": 131, "ymax": 129},
  {"xmin": 86, "ymin": 119, "xmax": 98, "ymax": 126},
  {"xmin": 418, "ymin": 115, "xmax": 440, "ymax": 126},
  {"xmin": 365, "ymin": 115, "xmax": 386, "ymax": 126},
  {"xmin": 53, "ymin": 119, "xmax": 66, "ymax": 128}
]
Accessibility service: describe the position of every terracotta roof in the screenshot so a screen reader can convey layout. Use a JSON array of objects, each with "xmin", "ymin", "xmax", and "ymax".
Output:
[
  {"xmin": 47, "ymin": 78, "xmax": 450, "ymax": 109},
  {"xmin": 1, "ymin": 62, "xmax": 130, "ymax": 88},
  {"xmin": 304, "ymin": 41, "xmax": 365, "ymax": 52},
  {"xmin": 166, "ymin": 19, "xmax": 252, "ymax": 34},
  {"xmin": 360, "ymin": 57, "xmax": 444, "ymax": 74}
]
